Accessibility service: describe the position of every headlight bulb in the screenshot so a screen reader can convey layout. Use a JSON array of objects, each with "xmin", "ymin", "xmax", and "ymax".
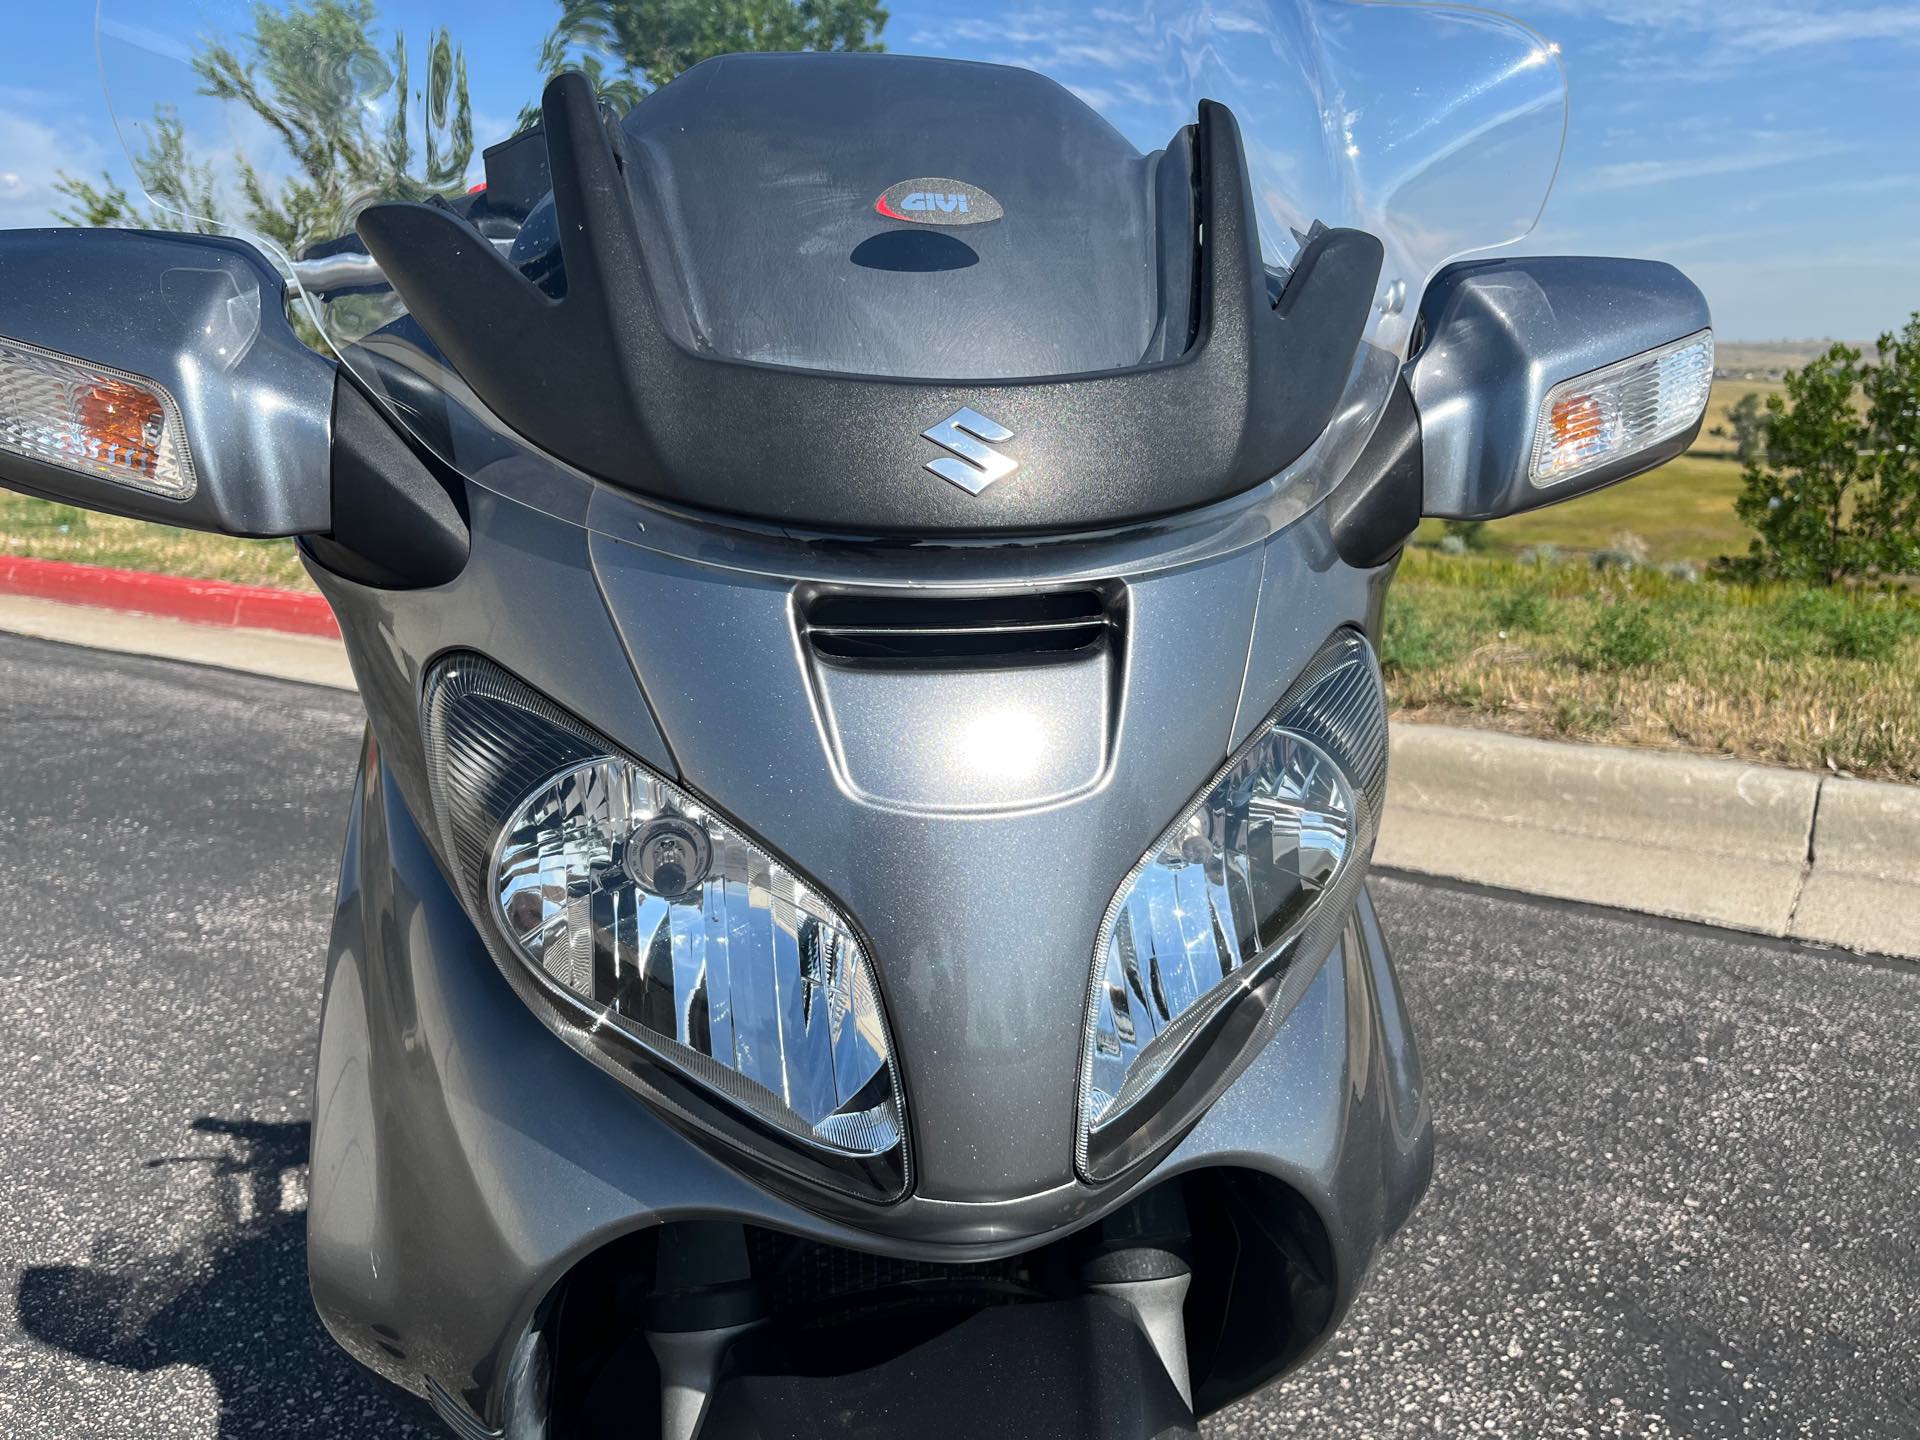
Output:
[{"xmin": 626, "ymin": 815, "xmax": 713, "ymax": 899}]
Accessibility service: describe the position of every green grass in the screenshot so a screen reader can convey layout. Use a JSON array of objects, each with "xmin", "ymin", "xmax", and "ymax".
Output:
[
  {"xmin": 0, "ymin": 491, "xmax": 313, "ymax": 589},
  {"xmin": 1384, "ymin": 548, "xmax": 1920, "ymax": 782},
  {"xmin": 1421, "ymin": 453, "xmax": 1752, "ymax": 566}
]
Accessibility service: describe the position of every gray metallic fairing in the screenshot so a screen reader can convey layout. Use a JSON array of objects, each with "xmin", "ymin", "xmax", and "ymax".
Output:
[
  {"xmin": 1409, "ymin": 255, "xmax": 1711, "ymax": 520},
  {"xmin": 309, "ymin": 731, "xmax": 1429, "ymax": 1428},
  {"xmin": 0, "ymin": 228, "xmax": 336, "ymax": 535},
  {"xmin": 303, "ymin": 380, "xmax": 1426, "ymax": 1424},
  {"xmin": 312, "ymin": 446, "xmax": 1384, "ymax": 1201},
  {"xmin": 304, "ymin": 435, "xmax": 1426, "ymax": 1417}
]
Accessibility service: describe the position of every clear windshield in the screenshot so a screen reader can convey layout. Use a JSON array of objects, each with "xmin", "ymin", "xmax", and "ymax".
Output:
[{"xmin": 95, "ymin": 0, "xmax": 1565, "ymax": 528}]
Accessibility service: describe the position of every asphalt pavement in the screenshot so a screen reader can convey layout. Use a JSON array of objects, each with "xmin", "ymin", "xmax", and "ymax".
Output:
[{"xmin": 1, "ymin": 631, "xmax": 1915, "ymax": 1439}]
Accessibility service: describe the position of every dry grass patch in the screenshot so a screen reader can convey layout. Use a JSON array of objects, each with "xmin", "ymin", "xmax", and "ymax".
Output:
[{"xmin": 1384, "ymin": 549, "xmax": 1920, "ymax": 782}]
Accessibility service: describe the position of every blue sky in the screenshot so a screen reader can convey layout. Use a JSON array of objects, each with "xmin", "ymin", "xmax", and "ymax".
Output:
[{"xmin": 0, "ymin": 1, "xmax": 1914, "ymax": 341}]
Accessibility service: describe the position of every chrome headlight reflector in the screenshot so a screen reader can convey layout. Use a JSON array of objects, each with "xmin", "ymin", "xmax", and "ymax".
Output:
[
  {"xmin": 1077, "ymin": 632, "xmax": 1387, "ymax": 1183},
  {"xmin": 423, "ymin": 654, "xmax": 907, "ymax": 1202}
]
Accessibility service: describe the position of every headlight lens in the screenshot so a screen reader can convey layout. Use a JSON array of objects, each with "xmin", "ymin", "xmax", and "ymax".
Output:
[
  {"xmin": 1077, "ymin": 631, "xmax": 1387, "ymax": 1183},
  {"xmin": 423, "ymin": 654, "xmax": 907, "ymax": 1202}
]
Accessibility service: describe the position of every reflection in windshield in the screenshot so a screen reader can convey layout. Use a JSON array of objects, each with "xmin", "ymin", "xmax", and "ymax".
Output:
[
  {"xmin": 94, "ymin": 2, "xmax": 1563, "ymax": 331},
  {"xmin": 87, "ymin": 0, "xmax": 1564, "ymax": 521}
]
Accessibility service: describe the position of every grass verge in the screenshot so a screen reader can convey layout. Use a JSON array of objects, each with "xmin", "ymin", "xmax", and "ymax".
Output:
[
  {"xmin": 0, "ymin": 492, "xmax": 314, "ymax": 590},
  {"xmin": 1384, "ymin": 548, "xmax": 1920, "ymax": 782}
]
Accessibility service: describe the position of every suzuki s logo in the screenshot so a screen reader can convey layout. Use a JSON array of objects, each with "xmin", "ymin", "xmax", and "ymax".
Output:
[
  {"xmin": 875, "ymin": 177, "xmax": 1004, "ymax": 227},
  {"xmin": 922, "ymin": 408, "xmax": 1016, "ymax": 495}
]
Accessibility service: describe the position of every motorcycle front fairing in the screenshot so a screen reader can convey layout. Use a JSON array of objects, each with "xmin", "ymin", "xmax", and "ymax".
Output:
[
  {"xmin": 91, "ymin": 1, "xmax": 1568, "ymax": 1431},
  {"xmin": 304, "ymin": 100, "xmax": 1422, "ymax": 1439},
  {"xmin": 305, "ymin": 462, "xmax": 1432, "ymax": 1432}
]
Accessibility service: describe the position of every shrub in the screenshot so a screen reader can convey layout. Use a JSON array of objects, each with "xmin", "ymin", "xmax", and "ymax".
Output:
[
  {"xmin": 1491, "ymin": 585, "xmax": 1551, "ymax": 631},
  {"xmin": 1443, "ymin": 518, "xmax": 1492, "ymax": 551},
  {"xmin": 1724, "ymin": 316, "xmax": 1920, "ymax": 585},
  {"xmin": 1609, "ymin": 531, "xmax": 1653, "ymax": 564},
  {"xmin": 1591, "ymin": 548, "xmax": 1641, "ymax": 573},
  {"xmin": 1582, "ymin": 601, "xmax": 1667, "ymax": 669},
  {"xmin": 1770, "ymin": 589, "xmax": 1919, "ymax": 662}
]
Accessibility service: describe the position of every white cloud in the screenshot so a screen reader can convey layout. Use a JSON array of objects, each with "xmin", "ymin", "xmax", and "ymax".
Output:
[
  {"xmin": 1575, "ymin": 138, "xmax": 1852, "ymax": 193},
  {"xmin": 0, "ymin": 108, "xmax": 110, "ymax": 228},
  {"xmin": 1516, "ymin": 0, "xmax": 1920, "ymax": 49}
]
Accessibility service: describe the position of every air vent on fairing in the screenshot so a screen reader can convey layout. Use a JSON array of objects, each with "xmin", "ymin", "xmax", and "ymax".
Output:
[{"xmin": 800, "ymin": 589, "xmax": 1119, "ymax": 664}]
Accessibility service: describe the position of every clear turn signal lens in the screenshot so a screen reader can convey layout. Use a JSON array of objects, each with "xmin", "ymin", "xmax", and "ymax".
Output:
[
  {"xmin": 0, "ymin": 337, "xmax": 194, "ymax": 497},
  {"xmin": 423, "ymin": 654, "xmax": 907, "ymax": 1201},
  {"xmin": 1529, "ymin": 329, "xmax": 1713, "ymax": 487},
  {"xmin": 1077, "ymin": 632, "xmax": 1388, "ymax": 1183}
]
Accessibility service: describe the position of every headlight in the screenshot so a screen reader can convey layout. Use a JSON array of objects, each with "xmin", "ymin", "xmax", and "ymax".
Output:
[
  {"xmin": 422, "ymin": 654, "xmax": 907, "ymax": 1203},
  {"xmin": 1077, "ymin": 631, "xmax": 1387, "ymax": 1183}
]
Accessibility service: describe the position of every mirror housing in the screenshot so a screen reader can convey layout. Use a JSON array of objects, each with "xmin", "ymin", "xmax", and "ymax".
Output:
[
  {"xmin": 0, "ymin": 228, "xmax": 336, "ymax": 536},
  {"xmin": 1409, "ymin": 256, "xmax": 1712, "ymax": 521}
]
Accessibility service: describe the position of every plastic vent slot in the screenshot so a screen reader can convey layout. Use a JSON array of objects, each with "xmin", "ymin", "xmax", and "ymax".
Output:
[{"xmin": 801, "ymin": 589, "xmax": 1116, "ymax": 664}]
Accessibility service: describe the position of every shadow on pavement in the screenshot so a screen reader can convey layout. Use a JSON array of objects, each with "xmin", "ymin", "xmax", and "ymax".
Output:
[{"xmin": 16, "ymin": 1117, "xmax": 435, "ymax": 1438}]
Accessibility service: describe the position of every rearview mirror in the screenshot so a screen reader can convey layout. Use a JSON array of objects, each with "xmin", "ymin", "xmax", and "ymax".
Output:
[
  {"xmin": 0, "ymin": 228, "xmax": 336, "ymax": 536},
  {"xmin": 1408, "ymin": 256, "xmax": 1712, "ymax": 521}
]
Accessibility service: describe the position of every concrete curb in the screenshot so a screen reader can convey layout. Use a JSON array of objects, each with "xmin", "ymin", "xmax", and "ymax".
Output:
[
  {"xmin": 0, "ymin": 594, "xmax": 354, "ymax": 690},
  {"xmin": 1379, "ymin": 724, "xmax": 1919, "ymax": 961},
  {"xmin": 1789, "ymin": 777, "xmax": 1920, "ymax": 959},
  {"xmin": 0, "ymin": 554, "xmax": 339, "ymax": 637}
]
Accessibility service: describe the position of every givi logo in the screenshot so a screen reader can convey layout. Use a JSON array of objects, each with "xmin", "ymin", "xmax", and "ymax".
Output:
[{"xmin": 874, "ymin": 178, "xmax": 1004, "ymax": 226}]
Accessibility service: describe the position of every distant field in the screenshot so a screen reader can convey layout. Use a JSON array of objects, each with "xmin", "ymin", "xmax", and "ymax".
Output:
[{"xmin": 1714, "ymin": 339, "xmax": 1864, "ymax": 376}]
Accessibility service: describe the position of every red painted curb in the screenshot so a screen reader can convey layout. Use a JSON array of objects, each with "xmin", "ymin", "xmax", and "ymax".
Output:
[{"xmin": 0, "ymin": 554, "xmax": 340, "ymax": 639}]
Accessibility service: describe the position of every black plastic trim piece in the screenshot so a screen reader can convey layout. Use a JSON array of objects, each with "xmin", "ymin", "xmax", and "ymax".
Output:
[
  {"xmin": 801, "ymin": 589, "xmax": 1114, "ymax": 663},
  {"xmin": 304, "ymin": 376, "xmax": 469, "ymax": 589},
  {"xmin": 358, "ymin": 70, "xmax": 1382, "ymax": 535},
  {"xmin": 1327, "ymin": 377, "xmax": 1422, "ymax": 568}
]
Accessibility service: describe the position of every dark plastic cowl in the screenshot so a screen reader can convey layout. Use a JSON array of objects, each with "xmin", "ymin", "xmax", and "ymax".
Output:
[{"xmin": 358, "ymin": 61, "xmax": 1383, "ymax": 534}]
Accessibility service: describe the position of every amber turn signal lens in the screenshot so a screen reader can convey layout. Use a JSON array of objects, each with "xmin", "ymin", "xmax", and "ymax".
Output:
[
  {"xmin": 0, "ymin": 337, "xmax": 194, "ymax": 498},
  {"xmin": 75, "ymin": 380, "xmax": 169, "ymax": 479}
]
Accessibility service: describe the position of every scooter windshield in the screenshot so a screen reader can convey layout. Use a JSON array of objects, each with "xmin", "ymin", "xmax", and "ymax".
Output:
[{"xmin": 95, "ymin": 0, "xmax": 1565, "ymax": 535}]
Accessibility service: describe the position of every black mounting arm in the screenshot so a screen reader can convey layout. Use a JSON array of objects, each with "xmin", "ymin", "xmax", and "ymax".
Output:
[{"xmin": 357, "ymin": 71, "xmax": 1382, "ymax": 534}]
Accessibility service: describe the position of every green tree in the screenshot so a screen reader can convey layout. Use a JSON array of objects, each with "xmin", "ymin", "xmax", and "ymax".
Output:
[
  {"xmin": 1710, "ymin": 389, "xmax": 1770, "ymax": 466},
  {"xmin": 55, "ymin": 0, "xmax": 472, "ymax": 259},
  {"xmin": 1859, "ymin": 314, "xmax": 1920, "ymax": 578},
  {"xmin": 1724, "ymin": 319, "xmax": 1920, "ymax": 585},
  {"xmin": 533, "ymin": 0, "xmax": 889, "ymax": 117}
]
